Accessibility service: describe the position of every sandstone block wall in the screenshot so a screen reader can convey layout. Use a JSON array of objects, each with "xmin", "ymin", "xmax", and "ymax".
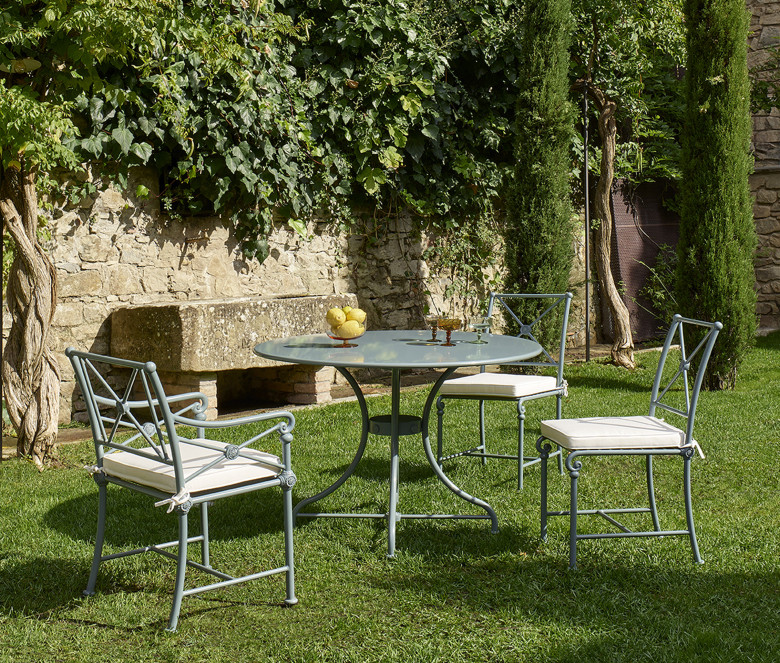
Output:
[
  {"xmin": 749, "ymin": 0, "xmax": 780, "ymax": 332},
  {"xmin": 6, "ymin": 167, "xmax": 445, "ymax": 423}
]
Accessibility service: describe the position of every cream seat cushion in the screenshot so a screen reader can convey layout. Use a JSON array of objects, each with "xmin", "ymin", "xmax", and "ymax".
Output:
[
  {"xmin": 102, "ymin": 440, "xmax": 281, "ymax": 495},
  {"xmin": 540, "ymin": 415, "xmax": 688, "ymax": 451},
  {"xmin": 438, "ymin": 373, "xmax": 560, "ymax": 399}
]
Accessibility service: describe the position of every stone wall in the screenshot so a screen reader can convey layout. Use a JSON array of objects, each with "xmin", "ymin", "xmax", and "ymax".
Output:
[
  {"xmin": 4, "ymin": 167, "xmax": 446, "ymax": 423},
  {"xmin": 748, "ymin": 0, "xmax": 780, "ymax": 332}
]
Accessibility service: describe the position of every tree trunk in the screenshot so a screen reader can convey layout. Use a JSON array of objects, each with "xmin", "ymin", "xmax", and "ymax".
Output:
[
  {"xmin": 1, "ymin": 162, "xmax": 60, "ymax": 468},
  {"xmin": 590, "ymin": 88, "xmax": 635, "ymax": 369}
]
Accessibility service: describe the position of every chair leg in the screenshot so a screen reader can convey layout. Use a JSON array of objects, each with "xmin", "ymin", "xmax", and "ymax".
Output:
[
  {"xmin": 282, "ymin": 482, "xmax": 298, "ymax": 606},
  {"xmin": 646, "ymin": 455, "xmax": 661, "ymax": 531},
  {"xmin": 436, "ymin": 396, "xmax": 445, "ymax": 468},
  {"xmin": 84, "ymin": 479, "xmax": 108, "ymax": 596},
  {"xmin": 683, "ymin": 453, "xmax": 703, "ymax": 564},
  {"xmin": 166, "ymin": 510, "xmax": 189, "ymax": 633},
  {"xmin": 200, "ymin": 502, "xmax": 211, "ymax": 568},
  {"xmin": 556, "ymin": 395, "xmax": 564, "ymax": 476},
  {"xmin": 517, "ymin": 403, "xmax": 526, "ymax": 490},
  {"xmin": 569, "ymin": 461, "xmax": 580, "ymax": 570},
  {"xmin": 478, "ymin": 399, "xmax": 487, "ymax": 466},
  {"xmin": 538, "ymin": 439, "xmax": 549, "ymax": 542}
]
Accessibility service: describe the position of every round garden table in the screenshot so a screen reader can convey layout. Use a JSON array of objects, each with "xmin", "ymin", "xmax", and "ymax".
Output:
[{"xmin": 254, "ymin": 329, "xmax": 542, "ymax": 557}]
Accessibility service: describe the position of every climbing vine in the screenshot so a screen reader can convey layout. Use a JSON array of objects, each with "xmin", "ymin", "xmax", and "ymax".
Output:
[{"xmin": 51, "ymin": 0, "xmax": 524, "ymax": 267}]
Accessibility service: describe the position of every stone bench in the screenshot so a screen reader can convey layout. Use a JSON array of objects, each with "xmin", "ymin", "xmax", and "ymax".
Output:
[{"xmin": 110, "ymin": 294, "xmax": 358, "ymax": 419}]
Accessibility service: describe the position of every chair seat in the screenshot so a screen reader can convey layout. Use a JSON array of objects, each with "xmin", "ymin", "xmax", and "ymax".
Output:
[
  {"xmin": 102, "ymin": 440, "xmax": 281, "ymax": 495},
  {"xmin": 438, "ymin": 373, "xmax": 560, "ymax": 399},
  {"xmin": 540, "ymin": 415, "xmax": 688, "ymax": 451}
]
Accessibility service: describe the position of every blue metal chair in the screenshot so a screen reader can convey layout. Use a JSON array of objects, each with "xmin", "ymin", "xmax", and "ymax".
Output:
[
  {"xmin": 536, "ymin": 315, "xmax": 722, "ymax": 569},
  {"xmin": 67, "ymin": 348, "xmax": 298, "ymax": 631},
  {"xmin": 436, "ymin": 292, "xmax": 572, "ymax": 489}
]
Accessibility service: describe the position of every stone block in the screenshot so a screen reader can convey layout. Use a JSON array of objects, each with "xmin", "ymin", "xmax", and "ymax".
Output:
[
  {"xmin": 755, "ymin": 264, "xmax": 780, "ymax": 283},
  {"xmin": 78, "ymin": 235, "xmax": 114, "ymax": 263},
  {"xmin": 58, "ymin": 270, "xmax": 103, "ymax": 298},
  {"xmin": 756, "ymin": 217, "xmax": 780, "ymax": 234},
  {"xmin": 110, "ymin": 294, "xmax": 359, "ymax": 373},
  {"xmin": 55, "ymin": 302, "xmax": 85, "ymax": 327},
  {"xmin": 105, "ymin": 264, "xmax": 142, "ymax": 296},
  {"xmin": 141, "ymin": 268, "xmax": 170, "ymax": 293}
]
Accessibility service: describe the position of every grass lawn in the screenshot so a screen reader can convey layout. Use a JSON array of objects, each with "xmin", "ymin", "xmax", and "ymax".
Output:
[{"xmin": 1, "ymin": 333, "xmax": 778, "ymax": 662}]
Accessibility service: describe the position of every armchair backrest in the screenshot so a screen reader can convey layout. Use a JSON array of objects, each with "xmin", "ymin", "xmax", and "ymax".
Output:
[
  {"xmin": 66, "ymin": 348, "xmax": 208, "ymax": 491},
  {"xmin": 486, "ymin": 292, "xmax": 573, "ymax": 384},
  {"xmin": 649, "ymin": 315, "xmax": 722, "ymax": 443}
]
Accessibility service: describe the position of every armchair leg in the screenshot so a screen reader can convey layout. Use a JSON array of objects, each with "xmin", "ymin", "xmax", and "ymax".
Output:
[
  {"xmin": 84, "ymin": 480, "xmax": 108, "ymax": 596},
  {"xmin": 282, "ymin": 484, "xmax": 298, "ymax": 606},
  {"xmin": 569, "ymin": 462, "xmax": 580, "ymax": 570},
  {"xmin": 166, "ymin": 510, "xmax": 189, "ymax": 633},
  {"xmin": 646, "ymin": 456, "xmax": 661, "ymax": 531},
  {"xmin": 683, "ymin": 453, "xmax": 703, "ymax": 564},
  {"xmin": 200, "ymin": 502, "xmax": 211, "ymax": 568},
  {"xmin": 517, "ymin": 403, "xmax": 526, "ymax": 490},
  {"xmin": 478, "ymin": 400, "xmax": 488, "ymax": 466}
]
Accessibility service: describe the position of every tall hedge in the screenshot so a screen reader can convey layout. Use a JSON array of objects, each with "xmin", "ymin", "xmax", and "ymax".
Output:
[
  {"xmin": 677, "ymin": 0, "xmax": 757, "ymax": 389},
  {"xmin": 503, "ymin": 0, "xmax": 574, "ymax": 344}
]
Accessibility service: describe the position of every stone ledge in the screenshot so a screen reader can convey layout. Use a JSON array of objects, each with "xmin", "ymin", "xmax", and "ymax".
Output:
[{"xmin": 110, "ymin": 294, "xmax": 358, "ymax": 372}]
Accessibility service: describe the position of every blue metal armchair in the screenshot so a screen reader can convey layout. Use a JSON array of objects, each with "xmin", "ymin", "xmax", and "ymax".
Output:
[
  {"xmin": 67, "ymin": 348, "xmax": 298, "ymax": 631},
  {"xmin": 436, "ymin": 292, "xmax": 572, "ymax": 489},
  {"xmin": 536, "ymin": 315, "xmax": 722, "ymax": 569}
]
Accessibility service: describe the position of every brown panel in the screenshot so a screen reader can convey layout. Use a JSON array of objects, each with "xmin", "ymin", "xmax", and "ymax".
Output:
[{"xmin": 610, "ymin": 180, "xmax": 680, "ymax": 341}]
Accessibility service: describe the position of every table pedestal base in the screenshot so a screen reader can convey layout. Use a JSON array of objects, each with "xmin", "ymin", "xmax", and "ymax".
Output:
[{"xmin": 293, "ymin": 366, "xmax": 499, "ymax": 557}]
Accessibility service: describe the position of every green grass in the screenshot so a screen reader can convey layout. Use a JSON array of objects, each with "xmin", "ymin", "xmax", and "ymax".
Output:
[{"xmin": 2, "ymin": 333, "xmax": 779, "ymax": 662}]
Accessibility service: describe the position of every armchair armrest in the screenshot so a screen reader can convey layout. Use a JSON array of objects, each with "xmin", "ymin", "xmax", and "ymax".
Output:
[{"xmin": 172, "ymin": 409, "xmax": 295, "ymax": 431}]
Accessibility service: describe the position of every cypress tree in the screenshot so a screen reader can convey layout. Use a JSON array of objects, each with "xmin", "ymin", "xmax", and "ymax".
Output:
[
  {"xmin": 503, "ymin": 0, "xmax": 574, "ymax": 347},
  {"xmin": 678, "ymin": 0, "xmax": 757, "ymax": 389}
]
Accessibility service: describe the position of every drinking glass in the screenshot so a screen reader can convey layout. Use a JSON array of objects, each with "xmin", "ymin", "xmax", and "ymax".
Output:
[
  {"xmin": 425, "ymin": 315, "xmax": 441, "ymax": 342},
  {"xmin": 468, "ymin": 316, "xmax": 492, "ymax": 344},
  {"xmin": 437, "ymin": 318, "xmax": 461, "ymax": 346}
]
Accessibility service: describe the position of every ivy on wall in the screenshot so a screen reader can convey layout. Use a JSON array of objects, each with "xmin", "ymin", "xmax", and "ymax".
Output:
[{"xmin": 57, "ymin": 0, "xmax": 524, "ymax": 273}]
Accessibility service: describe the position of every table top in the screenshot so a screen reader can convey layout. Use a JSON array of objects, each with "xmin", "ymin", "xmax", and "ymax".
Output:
[{"xmin": 254, "ymin": 330, "xmax": 541, "ymax": 370}]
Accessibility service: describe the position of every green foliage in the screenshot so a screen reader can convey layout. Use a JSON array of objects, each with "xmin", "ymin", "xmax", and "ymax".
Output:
[
  {"xmin": 677, "ymin": 0, "xmax": 757, "ymax": 389},
  {"xmin": 2, "ymin": 0, "xmax": 530, "ymax": 268},
  {"xmin": 636, "ymin": 243, "xmax": 678, "ymax": 333},
  {"xmin": 421, "ymin": 213, "xmax": 501, "ymax": 313},
  {"xmin": 278, "ymin": 0, "xmax": 521, "ymax": 218},
  {"xmin": 750, "ymin": 43, "xmax": 779, "ymax": 114},
  {"xmin": 2, "ymin": 0, "xmax": 696, "ymax": 303},
  {"xmin": 570, "ymin": 0, "xmax": 687, "ymax": 185},
  {"xmin": 503, "ymin": 0, "xmax": 574, "ymax": 346}
]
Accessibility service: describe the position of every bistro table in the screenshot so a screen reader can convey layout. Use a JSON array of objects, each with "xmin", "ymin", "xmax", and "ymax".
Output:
[{"xmin": 254, "ymin": 329, "xmax": 542, "ymax": 557}]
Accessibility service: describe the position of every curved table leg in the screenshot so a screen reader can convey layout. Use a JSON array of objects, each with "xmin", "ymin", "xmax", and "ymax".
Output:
[
  {"xmin": 421, "ymin": 367, "xmax": 499, "ymax": 533},
  {"xmin": 292, "ymin": 366, "xmax": 370, "ymax": 522}
]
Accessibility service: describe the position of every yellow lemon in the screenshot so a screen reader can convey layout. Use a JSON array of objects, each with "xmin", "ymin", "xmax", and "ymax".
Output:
[
  {"xmin": 336, "ymin": 319, "xmax": 363, "ymax": 339},
  {"xmin": 342, "ymin": 306, "xmax": 352, "ymax": 315},
  {"xmin": 346, "ymin": 307, "xmax": 366, "ymax": 324},
  {"xmin": 326, "ymin": 307, "xmax": 347, "ymax": 326}
]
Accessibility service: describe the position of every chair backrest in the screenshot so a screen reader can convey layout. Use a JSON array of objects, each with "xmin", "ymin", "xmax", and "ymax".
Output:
[
  {"xmin": 486, "ymin": 292, "xmax": 573, "ymax": 384},
  {"xmin": 66, "ymin": 348, "xmax": 208, "ymax": 490},
  {"xmin": 649, "ymin": 315, "xmax": 722, "ymax": 443}
]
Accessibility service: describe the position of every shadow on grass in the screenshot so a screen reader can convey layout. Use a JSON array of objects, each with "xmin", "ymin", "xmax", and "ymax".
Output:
[
  {"xmin": 44, "ymin": 486, "xmax": 288, "ymax": 550},
  {"xmin": 369, "ymin": 524, "xmax": 780, "ymax": 661},
  {"xmin": 0, "ymin": 553, "xmax": 288, "ymax": 631},
  {"xmin": 316, "ymin": 455, "xmax": 440, "ymax": 485}
]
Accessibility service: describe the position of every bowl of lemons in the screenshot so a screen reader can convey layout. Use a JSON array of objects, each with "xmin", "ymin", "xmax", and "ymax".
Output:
[{"xmin": 326, "ymin": 305, "xmax": 367, "ymax": 347}]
